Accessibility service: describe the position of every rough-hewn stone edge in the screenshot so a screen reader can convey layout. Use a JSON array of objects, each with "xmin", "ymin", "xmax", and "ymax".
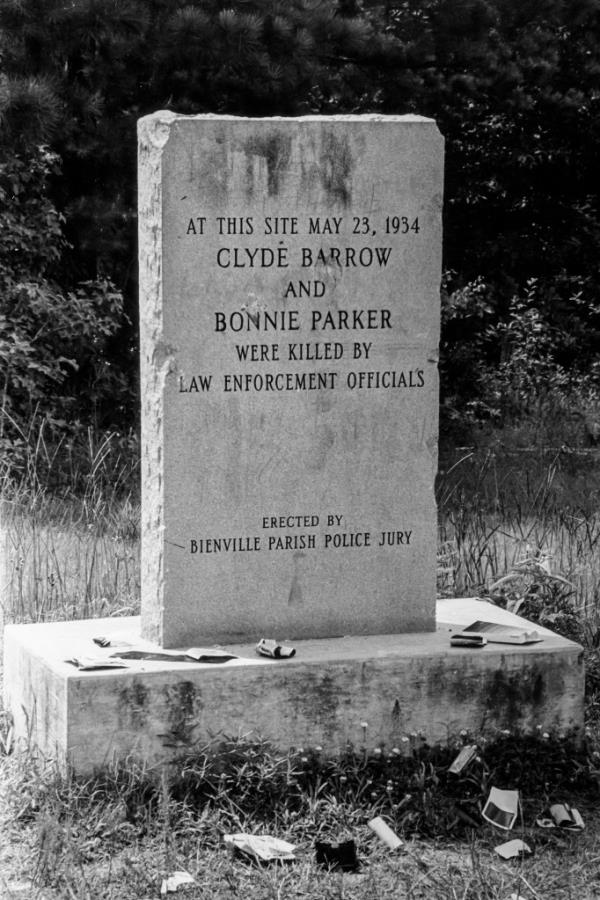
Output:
[
  {"xmin": 0, "ymin": 518, "xmax": 7, "ymax": 636},
  {"xmin": 135, "ymin": 111, "xmax": 444, "ymax": 645},
  {"xmin": 142, "ymin": 112, "xmax": 437, "ymax": 123},
  {"xmin": 3, "ymin": 624, "xmax": 68, "ymax": 761},
  {"xmin": 138, "ymin": 112, "xmax": 177, "ymax": 645},
  {"xmin": 4, "ymin": 613, "xmax": 583, "ymax": 772}
]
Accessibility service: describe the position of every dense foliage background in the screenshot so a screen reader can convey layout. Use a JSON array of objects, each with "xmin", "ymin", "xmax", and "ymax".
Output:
[{"xmin": 1, "ymin": 0, "xmax": 599, "ymax": 483}]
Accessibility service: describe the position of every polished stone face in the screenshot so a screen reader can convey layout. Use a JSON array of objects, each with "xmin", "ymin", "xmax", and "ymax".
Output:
[{"xmin": 138, "ymin": 113, "xmax": 443, "ymax": 647}]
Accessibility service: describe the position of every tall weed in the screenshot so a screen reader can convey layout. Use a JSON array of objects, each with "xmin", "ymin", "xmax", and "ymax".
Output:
[
  {"xmin": 1, "ymin": 425, "xmax": 140, "ymax": 625},
  {"xmin": 437, "ymin": 446, "xmax": 600, "ymax": 645}
]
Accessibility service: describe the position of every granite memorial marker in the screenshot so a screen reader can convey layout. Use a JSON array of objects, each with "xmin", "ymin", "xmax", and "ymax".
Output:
[
  {"xmin": 138, "ymin": 113, "xmax": 443, "ymax": 647},
  {"xmin": 2, "ymin": 114, "xmax": 584, "ymax": 774}
]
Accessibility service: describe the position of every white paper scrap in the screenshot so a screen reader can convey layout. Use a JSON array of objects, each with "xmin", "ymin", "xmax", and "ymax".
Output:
[
  {"xmin": 160, "ymin": 870, "xmax": 196, "ymax": 894},
  {"xmin": 368, "ymin": 816, "xmax": 403, "ymax": 849},
  {"xmin": 449, "ymin": 744, "xmax": 477, "ymax": 774},
  {"xmin": 494, "ymin": 839, "xmax": 531, "ymax": 859},
  {"xmin": 223, "ymin": 833, "xmax": 296, "ymax": 861},
  {"xmin": 482, "ymin": 787, "xmax": 520, "ymax": 830},
  {"xmin": 549, "ymin": 803, "xmax": 584, "ymax": 831},
  {"xmin": 66, "ymin": 656, "xmax": 129, "ymax": 670},
  {"xmin": 536, "ymin": 803, "xmax": 584, "ymax": 831}
]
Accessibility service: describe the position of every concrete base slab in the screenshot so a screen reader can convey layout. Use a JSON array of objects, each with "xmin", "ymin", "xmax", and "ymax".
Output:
[{"xmin": 3, "ymin": 599, "xmax": 584, "ymax": 773}]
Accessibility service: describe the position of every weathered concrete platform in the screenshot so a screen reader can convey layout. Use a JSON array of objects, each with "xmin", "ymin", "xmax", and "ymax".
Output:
[{"xmin": 3, "ymin": 599, "xmax": 584, "ymax": 773}]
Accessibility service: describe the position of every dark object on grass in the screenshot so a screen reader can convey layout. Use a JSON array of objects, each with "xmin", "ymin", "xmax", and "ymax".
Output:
[{"xmin": 315, "ymin": 839, "xmax": 360, "ymax": 872}]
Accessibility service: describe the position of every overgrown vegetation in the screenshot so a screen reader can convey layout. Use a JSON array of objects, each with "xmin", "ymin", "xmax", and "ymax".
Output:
[
  {"xmin": 1, "ymin": 2, "xmax": 600, "ymax": 895},
  {"xmin": 0, "ymin": 144, "xmax": 134, "ymax": 487},
  {"xmin": 1, "ymin": 0, "xmax": 599, "ymax": 474},
  {"xmin": 1, "ymin": 727, "xmax": 600, "ymax": 898},
  {"xmin": 440, "ymin": 275, "xmax": 600, "ymax": 441},
  {"xmin": 2, "ymin": 401, "xmax": 600, "ymax": 900},
  {"xmin": 1, "ymin": 428, "xmax": 140, "ymax": 625}
]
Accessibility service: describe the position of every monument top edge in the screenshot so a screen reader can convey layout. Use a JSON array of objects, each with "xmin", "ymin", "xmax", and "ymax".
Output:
[{"xmin": 138, "ymin": 110, "xmax": 436, "ymax": 126}]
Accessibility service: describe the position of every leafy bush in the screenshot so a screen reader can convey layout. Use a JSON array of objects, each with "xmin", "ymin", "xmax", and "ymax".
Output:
[
  {"xmin": 0, "ymin": 145, "xmax": 130, "ymax": 483},
  {"xmin": 440, "ymin": 275, "xmax": 600, "ymax": 443},
  {"xmin": 1, "ymin": 0, "xmax": 600, "ymax": 465},
  {"xmin": 15, "ymin": 732, "xmax": 597, "ymax": 848}
]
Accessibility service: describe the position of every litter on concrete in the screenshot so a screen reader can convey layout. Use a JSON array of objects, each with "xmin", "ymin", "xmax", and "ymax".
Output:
[
  {"xmin": 448, "ymin": 744, "xmax": 478, "ymax": 774},
  {"xmin": 160, "ymin": 871, "xmax": 196, "ymax": 894},
  {"xmin": 452, "ymin": 621, "xmax": 541, "ymax": 645},
  {"xmin": 110, "ymin": 648, "xmax": 238, "ymax": 663},
  {"xmin": 66, "ymin": 656, "xmax": 129, "ymax": 670},
  {"xmin": 450, "ymin": 633, "xmax": 487, "ymax": 648},
  {"xmin": 255, "ymin": 638, "xmax": 296, "ymax": 659},
  {"xmin": 494, "ymin": 839, "xmax": 532, "ymax": 860},
  {"xmin": 315, "ymin": 838, "xmax": 360, "ymax": 872},
  {"xmin": 482, "ymin": 787, "xmax": 520, "ymax": 830},
  {"xmin": 186, "ymin": 647, "xmax": 239, "ymax": 663},
  {"xmin": 93, "ymin": 636, "xmax": 133, "ymax": 649},
  {"xmin": 536, "ymin": 804, "xmax": 584, "ymax": 831},
  {"xmin": 368, "ymin": 816, "xmax": 403, "ymax": 849},
  {"xmin": 223, "ymin": 833, "xmax": 296, "ymax": 862}
]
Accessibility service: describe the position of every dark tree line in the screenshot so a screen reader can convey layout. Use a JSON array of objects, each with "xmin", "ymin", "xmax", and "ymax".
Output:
[{"xmin": 1, "ymin": 0, "xmax": 599, "ymax": 469}]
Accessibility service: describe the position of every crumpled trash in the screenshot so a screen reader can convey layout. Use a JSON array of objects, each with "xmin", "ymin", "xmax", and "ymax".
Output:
[
  {"xmin": 223, "ymin": 833, "xmax": 296, "ymax": 862},
  {"xmin": 368, "ymin": 816, "xmax": 402, "ymax": 849},
  {"xmin": 110, "ymin": 648, "xmax": 237, "ymax": 664},
  {"xmin": 494, "ymin": 839, "xmax": 532, "ymax": 859},
  {"xmin": 160, "ymin": 871, "xmax": 196, "ymax": 894},
  {"xmin": 93, "ymin": 636, "xmax": 133, "ymax": 649},
  {"xmin": 256, "ymin": 638, "xmax": 296, "ymax": 659},
  {"xmin": 448, "ymin": 744, "xmax": 478, "ymax": 774},
  {"xmin": 66, "ymin": 656, "xmax": 129, "ymax": 670},
  {"xmin": 450, "ymin": 632, "xmax": 487, "ymax": 648},
  {"xmin": 482, "ymin": 787, "xmax": 520, "ymax": 830},
  {"xmin": 536, "ymin": 803, "xmax": 584, "ymax": 831},
  {"xmin": 315, "ymin": 838, "xmax": 360, "ymax": 872}
]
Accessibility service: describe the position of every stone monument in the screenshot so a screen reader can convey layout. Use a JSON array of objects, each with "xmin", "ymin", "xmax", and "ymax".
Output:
[
  {"xmin": 3, "ymin": 114, "xmax": 584, "ymax": 773},
  {"xmin": 138, "ymin": 113, "xmax": 442, "ymax": 647}
]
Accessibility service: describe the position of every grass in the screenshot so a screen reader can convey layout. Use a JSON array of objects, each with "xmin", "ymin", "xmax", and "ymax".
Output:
[
  {"xmin": 3, "ymin": 438, "xmax": 600, "ymax": 631},
  {"xmin": 1, "ymin": 428, "xmax": 140, "ymax": 626},
  {"xmin": 3, "ymin": 494, "xmax": 139, "ymax": 624},
  {"xmin": 1, "ymin": 432, "xmax": 600, "ymax": 897},
  {"xmin": 1, "ymin": 731, "xmax": 600, "ymax": 898},
  {"xmin": 437, "ymin": 444, "xmax": 600, "ymax": 638}
]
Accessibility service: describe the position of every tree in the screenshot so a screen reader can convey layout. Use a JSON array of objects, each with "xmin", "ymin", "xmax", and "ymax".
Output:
[
  {"xmin": 0, "ymin": 0, "xmax": 398, "ymax": 444},
  {"xmin": 376, "ymin": 0, "xmax": 600, "ymax": 290},
  {"xmin": 0, "ymin": 144, "xmax": 127, "ymax": 476},
  {"xmin": 1, "ymin": 0, "xmax": 599, "ymax": 452}
]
